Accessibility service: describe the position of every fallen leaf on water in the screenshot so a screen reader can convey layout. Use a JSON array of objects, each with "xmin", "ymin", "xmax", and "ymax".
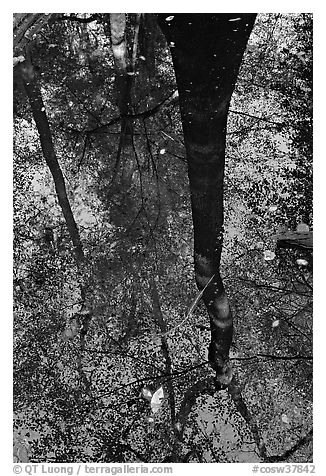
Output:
[
  {"xmin": 281, "ymin": 414, "xmax": 290, "ymax": 424},
  {"xmin": 296, "ymin": 259, "xmax": 308, "ymax": 266},
  {"xmin": 141, "ymin": 387, "xmax": 152, "ymax": 401},
  {"xmin": 263, "ymin": 250, "xmax": 276, "ymax": 261},
  {"xmin": 150, "ymin": 386, "xmax": 164, "ymax": 414},
  {"xmin": 296, "ymin": 222, "xmax": 309, "ymax": 232},
  {"xmin": 175, "ymin": 422, "xmax": 182, "ymax": 432}
]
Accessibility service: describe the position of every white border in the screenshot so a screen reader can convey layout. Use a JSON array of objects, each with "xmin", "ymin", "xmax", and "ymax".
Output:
[{"xmin": 4, "ymin": 4, "xmax": 324, "ymax": 474}]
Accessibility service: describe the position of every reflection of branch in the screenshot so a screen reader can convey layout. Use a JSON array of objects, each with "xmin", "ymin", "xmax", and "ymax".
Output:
[
  {"xmin": 228, "ymin": 377, "xmax": 268, "ymax": 460},
  {"xmin": 19, "ymin": 53, "xmax": 84, "ymax": 262},
  {"xmin": 143, "ymin": 119, "xmax": 159, "ymax": 177},
  {"xmin": 157, "ymin": 274, "xmax": 215, "ymax": 338},
  {"xmin": 174, "ymin": 373, "xmax": 310, "ymax": 462},
  {"xmin": 77, "ymin": 348, "xmax": 91, "ymax": 395},
  {"xmin": 77, "ymin": 134, "xmax": 89, "ymax": 171},
  {"xmin": 229, "ymin": 108, "xmax": 283, "ymax": 126},
  {"xmin": 295, "ymin": 268, "xmax": 313, "ymax": 291},
  {"xmin": 197, "ymin": 421, "xmax": 220, "ymax": 462},
  {"xmin": 233, "ymin": 353, "xmax": 312, "ymax": 362},
  {"xmin": 238, "ymin": 276, "xmax": 311, "ymax": 297},
  {"xmin": 228, "ymin": 378, "xmax": 313, "ymax": 462},
  {"xmin": 110, "ymin": 13, "xmax": 134, "ymax": 140},
  {"xmin": 266, "ymin": 429, "xmax": 313, "ymax": 462},
  {"xmin": 98, "ymin": 375, "xmax": 163, "ymax": 397},
  {"xmin": 175, "ymin": 376, "xmax": 222, "ymax": 440},
  {"xmin": 159, "ymin": 376, "xmax": 219, "ymax": 462},
  {"xmin": 88, "ymin": 91, "xmax": 179, "ymax": 135},
  {"xmin": 105, "ymin": 133, "xmax": 124, "ymax": 194},
  {"xmin": 96, "ymin": 362, "xmax": 208, "ymax": 402},
  {"xmin": 228, "ymin": 124, "xmax": 273, "ymax": 136},
  {"xmin": 149, "ymin": 276, "xmax": 176, "ymax": 424},
  {"xmin": 119, "ymin": 442, "xmax": 149, "ymax": 463},
  {"xmin": 238, "ymin": 277, "xmax": 289, "ymax": 293},
  {"xmin": 163, "ymin": 362, "xmax": 208, "ymax": 380},
  {"xmin": 57, "ymin": 14, "xmax": 100, "ymax": 23},
  {"xmin": 65, "ymin": 83, "xmax": 101, "ymax": 124},
  {"xmin": 14, "ymin": 14, "xmax": 54, "ymax": 51},
  {"xmin": 131, "ymin": 137, "xmax": 145, "ymax": 207},
  {"xmin": 281, "ymin": 307, "xmax": 312, "ymax": 343},
  {"xmin": 84, "ymin": 348, "xmax": 163, "ymax": 373},
  {"xmin": 131, "ymin": 14, "xmax": 142, "ymax": 70}
]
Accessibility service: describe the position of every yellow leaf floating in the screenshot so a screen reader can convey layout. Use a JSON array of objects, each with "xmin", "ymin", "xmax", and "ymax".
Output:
[
  {"xmin": 150, "ymin": 386, "xmax": 164, "ymax": 414},
  {"xmin": 281, "ymin": 414, "xmax": 290, "ymax": 424},
  {"xmin": 296, "ymin": 222, "xmax": 309, "ymax": 232},
  {"xmin": 296, "ymin": 258, "xmax": 308, "ymax": 266},
  {"xmin": 141, "ymin": 387, "xmax": 152, "ymax": 401},
  {"xmin": 263, "ymin": 250, "xmax": 276, "ymax": 261},
  {"xmin": 175, "ymin": 421, "xmax": 182, "ymax": 432}
]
